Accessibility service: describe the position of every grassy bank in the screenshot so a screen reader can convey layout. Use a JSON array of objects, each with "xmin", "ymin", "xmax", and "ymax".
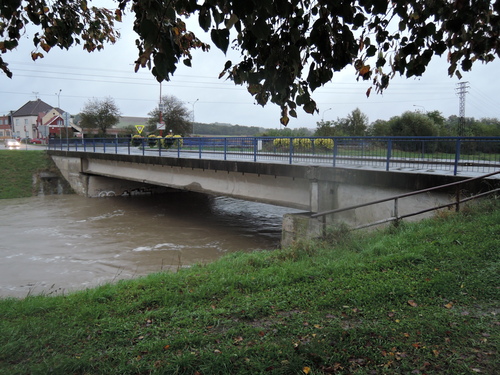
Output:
[
  {"xmin": 0, "ymin": 150, "xmax": 55, "ymax": 199},
  {"xmin": 0, "ymin": 200, "xmax": 498, "ymax": 374}
]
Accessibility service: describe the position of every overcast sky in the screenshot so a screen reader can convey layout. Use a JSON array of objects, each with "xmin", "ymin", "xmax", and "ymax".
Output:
[{"xmin": 1, "ymin": 7, "xmax": 499, "ymax": 130}]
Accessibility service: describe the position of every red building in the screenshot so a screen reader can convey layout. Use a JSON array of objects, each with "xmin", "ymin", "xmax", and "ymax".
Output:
[{"xmin": 0, "ymin": 113, "xmax": 13, "ymax": 140}]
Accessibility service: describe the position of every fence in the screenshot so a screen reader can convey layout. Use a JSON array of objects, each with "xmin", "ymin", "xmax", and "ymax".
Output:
[
  {"xmin": 311, "ymin": 170, "xmax": 500, "ymax": 232},
  {"xmin": 48, "ymin": 136, "xmax": 500, "ymax": 176}
]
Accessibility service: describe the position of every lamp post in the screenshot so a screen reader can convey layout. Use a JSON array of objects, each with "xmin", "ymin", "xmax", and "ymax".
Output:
[
  {"xmin": 413, "ymin": 105, "xmax": 426, "ymax": 113},
  {"xmin": 55, "ymin": 89, "xmax": 62, "ymax": 140},
  {"xmin": 322, "ymin": 107, "xmax": 332, "ymax": 122},
  {"xmin": 158, "ymin": 83, "xmax": 164, "ymax": 136},
  {"xmin": 55, "ymin": 89, "xmax": 61, "ymax": 108},
  {"xmin": 191, "ymin": 99, "xmax": 199, "ymax": 135}
]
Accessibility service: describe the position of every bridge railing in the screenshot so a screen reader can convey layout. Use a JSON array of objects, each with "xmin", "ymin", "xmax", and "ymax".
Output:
[
  {"xmin": 311, "ymin": 170, "xmax": 500, "ymax": 232},
  {"xmin": 48, "ymin": 136, "xmax": 500, "ymax": 175}
]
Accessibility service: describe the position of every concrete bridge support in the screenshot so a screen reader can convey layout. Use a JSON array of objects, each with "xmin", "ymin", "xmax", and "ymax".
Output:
[
  {"xmin": 49, "ymin": 151, "xmax": 470, "ymax": 247},
  {"xmin": 50, "ymin": 155, "xmax": 172, "ymax": 197}
]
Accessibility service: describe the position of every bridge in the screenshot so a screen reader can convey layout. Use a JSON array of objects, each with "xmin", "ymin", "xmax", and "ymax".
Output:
[{"xmin": 48, "ymin": 136, "xmax": 500, "ymax": 245}]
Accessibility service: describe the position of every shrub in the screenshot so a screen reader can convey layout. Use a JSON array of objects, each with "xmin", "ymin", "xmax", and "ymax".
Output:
[
  {"xmin": 164, "ymin": 135, "xmax": 183, "ymax": 148},
  {"xmin": 292, "ymin": 137, "xmax": 312, "ymax": 149},
  {"xmin": 147, "ymin": 134, "xmax": 160, "ymax": 147},
  {"xmin": 273, "ymin": 138, "xmax": 290, "ymax": 149},
  {"xmin": 314, "ymin": 138, "xmax": 334, "ymax": 150},
  {"xmin": 131, "ymin": 135, "xmax": 143, "ymax": 147}
]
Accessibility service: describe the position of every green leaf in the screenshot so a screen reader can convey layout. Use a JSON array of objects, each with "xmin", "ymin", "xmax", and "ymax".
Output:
[
  {"xmin": 366, "ymin": 45, "xmax": 377, "ymax": 57},
  {"xmin": 280, "ymin": 114, "xmax": 290, "ymax": 126},
  {"xmin": 225, "ymin": 14, "xmax": 239, "ymax": 29},
  {"xmin": 211, "ymin": 28, "xmax": 230, "ymax": 53},
  {"xmin": 199, "ymin": 7, "xmax": 211, "ymax": 31},
  {"xmin": 303, "ymin": 100, "xmax": 317, "ymax": 114}
]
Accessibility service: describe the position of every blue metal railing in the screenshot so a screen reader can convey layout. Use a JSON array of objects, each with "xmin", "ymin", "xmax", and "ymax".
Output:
[{"xmin": 47, "ymin": 136, "xmax": 500, "ymax": 176}]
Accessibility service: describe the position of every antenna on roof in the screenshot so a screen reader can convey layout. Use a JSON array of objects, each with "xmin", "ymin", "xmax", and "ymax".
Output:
[{"xmin": 32, "ymin": 92, "xmax": 39, "ymax": 100}]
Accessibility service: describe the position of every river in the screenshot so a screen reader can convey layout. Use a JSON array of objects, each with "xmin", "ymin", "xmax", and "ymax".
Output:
[{"xmin": 0, "ymin": 193, "xmax": 299, "ymax": 299}]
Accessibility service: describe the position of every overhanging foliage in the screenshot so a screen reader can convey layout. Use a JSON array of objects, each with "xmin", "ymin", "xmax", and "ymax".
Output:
[{"xmin": 1, "ymin": 0, "xmax": 498, "ymax": 125}]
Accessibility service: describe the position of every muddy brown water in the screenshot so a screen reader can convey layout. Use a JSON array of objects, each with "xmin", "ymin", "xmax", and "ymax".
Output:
[{"xmin": 0, "ymin": 193, "xmax": 300, "ymax": 298}]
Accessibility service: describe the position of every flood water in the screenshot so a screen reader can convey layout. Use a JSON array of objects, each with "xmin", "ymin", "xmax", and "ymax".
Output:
[{"xmin": 0, "ymin": 193, "xmax": 299, "ymax": 298}]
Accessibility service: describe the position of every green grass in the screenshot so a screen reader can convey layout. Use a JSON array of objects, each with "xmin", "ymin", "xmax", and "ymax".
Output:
[
  {"xmin": 0, "ymin": 200, "xmax": 498, "ymax": 374},
  {"xmin": 0, "ymin": 150, "xmax": 55, "ymax": 199}
]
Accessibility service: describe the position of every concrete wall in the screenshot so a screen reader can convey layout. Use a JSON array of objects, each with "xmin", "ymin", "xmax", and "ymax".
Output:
[
  {"xmin": 51, "ymin": 155, "xmax": 171, "ymax": 197},
  {"xmin": 50, "ymin": 151, "xmax": 490, "ymax": 246}
]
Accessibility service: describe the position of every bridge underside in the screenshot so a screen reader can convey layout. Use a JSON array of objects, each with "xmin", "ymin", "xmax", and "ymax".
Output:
[
  {"xmin": 50, "ymin": 153, "xmax": 325, "ymax": 211},
  {"xmin": 50, "ymin": 151, "xmax": 473, "ymax": 246}
]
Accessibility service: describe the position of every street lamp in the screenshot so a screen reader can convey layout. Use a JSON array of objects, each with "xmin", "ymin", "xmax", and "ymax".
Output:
[
  {"xmin": 55, "ymin": 89, "xmax": 62, "ymax": 141},
  {"xmin": 413, "ymin": 105, "xmax": 426, "ymax": 113},
  {"xmin": 55, "ymin": 89, "xmax": 62, "ymax": 108},
  {"xmin": 191, "ymin": 99, "xmax": 199, "ymax": 135},
  {"xmin": 322, "ymin": 107, "xmax": 332, "ymax": 122}
]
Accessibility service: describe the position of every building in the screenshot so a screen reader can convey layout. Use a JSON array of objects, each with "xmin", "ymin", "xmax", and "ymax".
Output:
[
  {"xmin": 0, "ymin": 113, "xmax": 13, "ymax": 140},
  {"xmin": 11, "ymin": 99, "xmax": 76, "ymax": 140}
]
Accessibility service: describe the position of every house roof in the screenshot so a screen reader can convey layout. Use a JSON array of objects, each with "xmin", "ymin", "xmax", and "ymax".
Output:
[
  {"xmin": 44, "ymin": 115, "xmax": 62, "ymax": 126},
  {"xmin": 12, "ymin": 99, "xmax": 62, "ymax": 117}
]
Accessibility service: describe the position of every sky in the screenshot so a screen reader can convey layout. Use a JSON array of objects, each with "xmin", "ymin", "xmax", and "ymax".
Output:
[{"xmin": 1, "ymin": 6, "xmax": 499, "ymax": 130}]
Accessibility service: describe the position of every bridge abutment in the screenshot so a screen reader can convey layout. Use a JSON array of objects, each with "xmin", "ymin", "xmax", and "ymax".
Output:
[
  {"xmin": 50, "ymin": 151, "xmax": 473, "ymax": 247},
  {"xmin": 51, "ymin": 155, "xmax": 171, "ymax": 197}
]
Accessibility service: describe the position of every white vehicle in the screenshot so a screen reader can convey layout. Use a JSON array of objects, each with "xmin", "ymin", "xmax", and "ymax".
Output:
[{"xmin": 4, "ymin": 139, "xmax": 21, "ymax": 150}]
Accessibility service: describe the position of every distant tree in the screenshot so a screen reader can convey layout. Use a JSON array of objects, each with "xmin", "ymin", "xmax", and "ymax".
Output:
[
  {"xmin": 389, "ymin": 111, "xmax": 438, "ymax": 137},
  {"xmin": 79, "ymin": 97, "xmax": 120, "ymax": 135},
  {"xmin": 194, "ymin": 123, "xmax": 265, "ymax": 136},
  {"xmin": 262, "ymin": 127, "xmax": 313, "ymax": 137},
  {"xmin": 424, "ymin": 110, "xmax": 447, "ymax": 135},
  {"xmin": 367, "ymin": 119, "xmax": 390, "ymax": 136},
  {"xmin": 314, "ymin": 108, "xmax": 368, "ymax": 136},
  {"xmin": 342, "ymin": 108, "xmax": 368, "ymax": 136},
  {"xmin": 476, "ymin": 118, "xmax": 500, "ymax": 137},
  {"xmin": 314, "ymin": 120, "xmax": 346, "ymax": 137},
  {"xmin": 444, "ymin": 115, "xmax": 476, "ymax": 136},
  {"xmin": 315, "ymin": 121, "xmax": 334, "ymax": 137},
  {"xmin": 147, "ymin": 95, "xmax": 190, "ymax": 135}
]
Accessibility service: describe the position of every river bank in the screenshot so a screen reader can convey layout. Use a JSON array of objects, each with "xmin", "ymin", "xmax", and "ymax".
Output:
[
  {"xmin": 0, "ymin": 150, "xmax": 72, "ymax": 199},
  {"xmin": 0, "ymin": 200, "xmax": 498, "ymax": 374}
]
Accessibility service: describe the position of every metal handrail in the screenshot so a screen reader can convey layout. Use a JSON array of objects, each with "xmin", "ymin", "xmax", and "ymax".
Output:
[
  {"xmin": 311, "ymin": 170, "xmax": 500, "ymax": 230},
  {"xmin": 47, "ymin": 135, "xmax": 500, "ymax": 175}
]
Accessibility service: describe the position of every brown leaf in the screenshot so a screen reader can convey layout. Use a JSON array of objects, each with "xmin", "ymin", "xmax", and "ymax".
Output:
[
  {"xmin": 444, "ymin": 302, "xmax": 454, "ymax": 309},
  {"xmin": 233, "ymin": 336, "xmax": 244, "ymax": 345},
  {"xmin": 407, "ymin": 300, "xmax": 418, "ymax": 307}
]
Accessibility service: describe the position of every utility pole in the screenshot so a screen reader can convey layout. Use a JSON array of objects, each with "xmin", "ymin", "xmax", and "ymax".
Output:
[{"xmin": 456, "ymin": 81, "xmax": 470, "ymax": 136}]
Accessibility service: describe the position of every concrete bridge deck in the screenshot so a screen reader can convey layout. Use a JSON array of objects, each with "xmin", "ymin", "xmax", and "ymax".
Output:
[{"xmin": 47, "ymin": 136, "xmax": 500, "ymax": 245}]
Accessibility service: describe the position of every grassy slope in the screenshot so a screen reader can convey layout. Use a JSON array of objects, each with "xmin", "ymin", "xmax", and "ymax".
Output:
[
  {"xmin": 0, "ymin": 201, "xmax": 498, "ymax": 374},
  {"xmin": 0, "ymin": 150, "xmax": 53, "ymax": 199}
]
